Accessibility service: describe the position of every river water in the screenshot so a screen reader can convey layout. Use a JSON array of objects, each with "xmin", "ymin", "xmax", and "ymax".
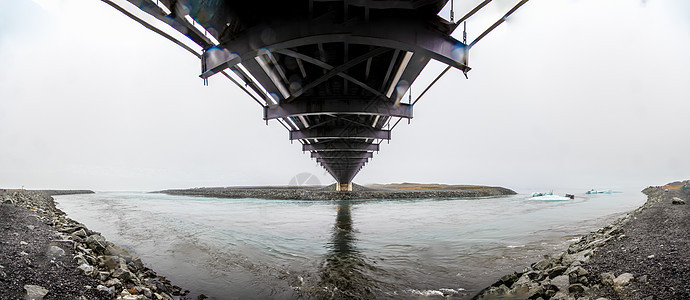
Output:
[{"xmin": 54, "ymin": 190, "xmax": 646, "ymax": 299}]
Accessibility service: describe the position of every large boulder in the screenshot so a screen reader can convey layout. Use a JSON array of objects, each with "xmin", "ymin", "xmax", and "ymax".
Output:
[
  {"xmin": 85, "ymin": 234, "xmax": 107, "ymax": 254},
  {"xmin": 550, "ymin": 275, "xmax": 570, "ymax": 292},
  {"xmin": 112, "ymin": 266, "xmax": 136, "ymax": 282},
  {"xmin": 531, "ymin": 258, "xmax": 553, "ymax": 271}
]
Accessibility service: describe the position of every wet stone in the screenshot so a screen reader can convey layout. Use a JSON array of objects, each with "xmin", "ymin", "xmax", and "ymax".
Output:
[
  {"xmin": 547, "ymin": 265, "xmax": 568, "ymax": 278},
  {"xmin": 532, "ymin": 258, "xmax": 553, "ymax": 271}
]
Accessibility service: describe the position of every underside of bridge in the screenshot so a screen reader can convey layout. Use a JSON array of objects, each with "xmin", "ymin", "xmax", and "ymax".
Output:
[{"xmin": 103, "ymin": 0, "xmax": 528, "ymax": 189}]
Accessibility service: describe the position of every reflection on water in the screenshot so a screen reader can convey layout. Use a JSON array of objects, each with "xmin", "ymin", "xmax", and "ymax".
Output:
[{"xmin": 315, "ymin": 201, "xmax": 382, "ymax": 299}]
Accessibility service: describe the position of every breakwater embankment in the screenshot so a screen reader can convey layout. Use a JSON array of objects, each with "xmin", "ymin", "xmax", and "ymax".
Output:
[
  {"xmin": 473, "ymin": 181, "xmax": 689, "ymax": 300},
  {"xmin": 160, "ymin": 183, "xmax": 516, "ymax": 200},
  {"xmin": 0, "ymin": 190, "xmax": 190, "ymax": 299}
]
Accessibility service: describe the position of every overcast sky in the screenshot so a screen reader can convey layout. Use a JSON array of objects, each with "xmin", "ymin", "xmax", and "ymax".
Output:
[{"xmin": 1, "ymin": 0, "xmax": 688, "ymax": 192}]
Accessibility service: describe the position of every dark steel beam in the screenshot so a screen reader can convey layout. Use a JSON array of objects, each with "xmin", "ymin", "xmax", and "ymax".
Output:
[
  {"xmin": 294, "ymin": 47, "xmax": 389, "ymax": 97},
  {"xmin": 264, "ymin": 99, "xmax": 412, "ymax": 120},
  {"xmin": 290, "ymin": 127, "xmax": 390, "ymax": 140},
  {"xmin": 317, "ymin": 158, "xmax": 369, "ymax": 164},
  {"xmin": 303, "ymin": 142, "xmax": 379, "ymax": 152},
  {"xmin": 202, "ymin": 18, "xmax": 469, "ymax": 79},
  {"xmin": 311, "ymin": 152, "xmax": 373, "ymax": 159},
  {"xmin": 275, "ymin": 49, "xmax": 385, "ymax": 98},
  {"xmin": 388, "ymin": 52, "xmax": 430, "ymax": 102},
  {"xmin": 240, "ymin": 59, "xmax": 288, "ymax": 102}
]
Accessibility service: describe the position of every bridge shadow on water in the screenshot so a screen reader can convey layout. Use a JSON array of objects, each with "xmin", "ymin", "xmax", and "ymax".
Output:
[{"xmin": 311, "ymin": 201, "xmax": 391, "ymax": 299}]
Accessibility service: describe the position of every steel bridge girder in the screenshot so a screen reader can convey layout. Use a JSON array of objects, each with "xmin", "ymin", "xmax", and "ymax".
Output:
[
  {"xmin": 290, "ymin": 127, "xmax": 390, "ymax": 140},
  {"xmin": 302, "ymin": 142, "xmax": 380, "ymax": 152},
  {"xmin": 264, "ymin": 100, "xmax": 412, "ymax": 120}
]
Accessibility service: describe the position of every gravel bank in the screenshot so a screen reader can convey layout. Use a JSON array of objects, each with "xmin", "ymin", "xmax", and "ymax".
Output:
[
  {"xmin": 0, "ymin": 191, "xmax": 191, "ymax": 300},
  {"xmin": 160, "ymin": 184, "xmax": 516, "ymax": 200},
  {"xmin": 473, "ymin": 181, "xmax": 689, "ymax": 300}
]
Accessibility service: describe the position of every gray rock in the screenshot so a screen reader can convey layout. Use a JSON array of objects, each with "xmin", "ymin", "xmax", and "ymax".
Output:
[
  {"xmin": 59, "ymin": 226, "xmax": 81, "ymax": 234},
  {"xmin": 513, "ymin": 273, "xmax": 534, "ymax": 287},
  {"xmin": 550, "ymin": 291, "xmax": 568, "ymax": 300},
  {"xmin": 550, "ymin": 275, "xmax": 570, "ymax": 292},
  {"xmin": 495, "ymin": 272, "xmax": 519, "ymax": 288},
  {"xmin": 547, "ymin": 265, "xmax": 568, "ymax": 278},
  {"xmin": 568, "ymin": 283, "xmax": 588, "ymax": 293},
  {"xmin": 105, "ymin": 278, "xmax": 122, "ymax": 289},
  {"xmin": 528, "ymin": 284, "xmax": 544, "ymax": 298},
  {"xmin": 73, "ymin": 228, "xmax": 87, "ymax": 238},
  {"xmin": 73, "ymin": 254, "xmax": 88, "ymax": 266},
  {"xmin": 141, "ymin": 287, "xmax": 153, "ymax": 298},
  {"xmin": 567, "ymin": 266, "xmax": 588, "ymax": 283},
  {"xmin": 24, "ymin": 284, "xmax": 49, "ymax": 300},
  {"xmin": 568, "ymin": 266, "xmax": 588, "ymax": 277},
  {"xmin": 571, "ymin": 249, "xmax": 593, "ymax": 264},
  {"xmin": 97, "ymin": 285, "xmax": 114, "ymax": 297},
  {"xmin": 600, "ymin": 272, "xmax": 615, "ymax": 286},
  {"xmin": 532, "ymin": 258, "xmax": 553, "ymax": 271},
  {"xmin": 85, "ymin": 234, "xmax": 107, "ymax": 253},
  {"xmin": 84, "ymin": 254, "xmax": 98, "ymax": 265},
  {"xmin": 525, "ymin": 270, "xmax": 543, "ymax": 280},
  {"xmin": 47, "ymin": 245, "xmax": 65, "ymax": 257},
  {"xmin": 613, "ymin": 272, "xmax": 634, "ymax": 288},
  {"xmin": 112, "ymin": 267, "xmax": 135, "ymax": 282},
  {"xmin": 510, "ymin": 283, "xmax": 530, "ymax": 296},
  {"xmin": 98, "ymin": 271, "xmax": 110, "ymax": 281},
  {"xmin": 78, "ymin": 263, "xmax": 94, "ymax": 276},
  {"xmin": 101, "ymin": 255, "xmax": 121, "ymax": 269},
  {"xmin": 671, "ymin": 197, "xmax": 685, "ymax": 205},
  {"xmin": 132, "ymin": 257, "xmax": 145, "ymax": 270}
]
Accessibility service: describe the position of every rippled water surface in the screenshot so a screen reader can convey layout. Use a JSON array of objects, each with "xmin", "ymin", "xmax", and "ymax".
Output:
[{"xmin": 54, "ymin": 191, "xmax": 645, "ymax": 299}]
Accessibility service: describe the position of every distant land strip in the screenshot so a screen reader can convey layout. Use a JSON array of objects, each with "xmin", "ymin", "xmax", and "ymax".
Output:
[{"xmin": 158, "ymin": 183, "xmax": 517, "ymax": 200}]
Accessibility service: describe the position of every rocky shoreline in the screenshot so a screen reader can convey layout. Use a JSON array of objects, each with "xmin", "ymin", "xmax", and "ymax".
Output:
[
  {"xmin": 160, "ymin": 184, "xmax": 516, "ymax": 200},
  {"xmin": 0, "ymin": 190, "xmax": 191, "ymax": 300},
  {"xmin": 473, "ymin": 181, "xmax": 689, "ymax": 300}
]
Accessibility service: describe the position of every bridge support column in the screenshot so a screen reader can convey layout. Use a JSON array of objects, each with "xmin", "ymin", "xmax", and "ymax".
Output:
[{"xmin": 336, "ymin": 182, "xmax": 353, "ymax": 192}]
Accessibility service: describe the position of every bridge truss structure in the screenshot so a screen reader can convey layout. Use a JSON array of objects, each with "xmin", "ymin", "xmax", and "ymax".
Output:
[{"xmin": 102, "ymin": 0, "xmax": 528, "ymax": 190}]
